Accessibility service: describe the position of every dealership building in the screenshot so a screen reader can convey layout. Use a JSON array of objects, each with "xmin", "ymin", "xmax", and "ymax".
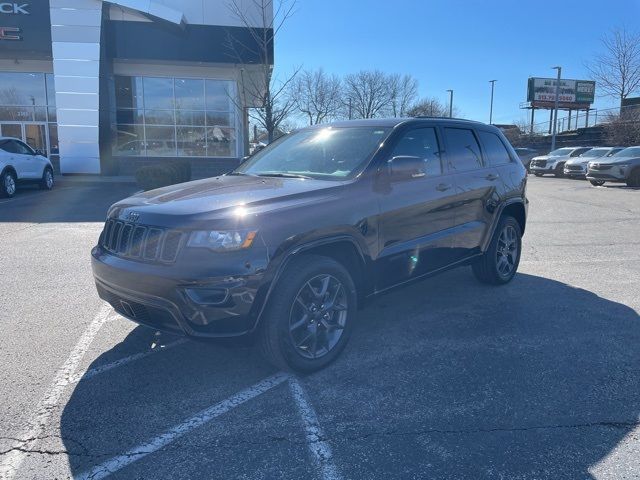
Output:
[{"xmin": 0, "ymin": 0, "xmax": 272, "ymax": 176}]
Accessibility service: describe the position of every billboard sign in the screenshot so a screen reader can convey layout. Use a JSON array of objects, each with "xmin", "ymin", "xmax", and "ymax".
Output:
[{"xmin": 527, "ymin": 78, "xmax": 595, "ymax": 107}]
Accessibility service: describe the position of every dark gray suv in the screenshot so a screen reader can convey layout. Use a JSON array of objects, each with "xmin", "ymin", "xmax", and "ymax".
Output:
[{"xmin": 92, "ymin": 118, "xmax": 528, "ymax": 372}]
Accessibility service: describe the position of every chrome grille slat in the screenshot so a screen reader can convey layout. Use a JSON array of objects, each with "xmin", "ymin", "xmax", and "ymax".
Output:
[{"xmin": 99, "ymin": 220, "xmax": 182, "ymax": 264}]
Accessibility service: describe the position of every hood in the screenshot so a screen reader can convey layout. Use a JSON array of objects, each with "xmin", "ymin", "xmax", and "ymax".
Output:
[
  {"xmin": 565, "ymin": 156, "xmax": 593, "ymax": 165},
  {"xmin": 597, "ymin": 155, "xmax": 640, "ymax": 165},
  {"xmin": 109, "ymin": 175, "xmax": 344, "ymax": 226}
]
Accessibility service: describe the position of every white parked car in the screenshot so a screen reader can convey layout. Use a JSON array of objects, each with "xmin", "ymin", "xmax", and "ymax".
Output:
[
  {"xmin": 529, "ymin": 146, "xmax": 593, "ymax": 177},
  {"xmin": 563, "ymin": 147, "xmax": 625, "ymax": 178},
  {"xmin": 0, "ymin": 137, "xmax": 54, "ymax": 198}
]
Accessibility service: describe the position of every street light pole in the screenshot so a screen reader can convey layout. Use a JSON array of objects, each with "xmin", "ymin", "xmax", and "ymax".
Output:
[
  {"xmin": 446, "ymin": 89, "xmax": 454, "ymax": 118},
  {"xmin": 551, "ymin": 66, "xmax": 561, "ymax": 151},
  {"xmin": 489, "ymin": 80, "xmax": 497, "ymax": 124}
]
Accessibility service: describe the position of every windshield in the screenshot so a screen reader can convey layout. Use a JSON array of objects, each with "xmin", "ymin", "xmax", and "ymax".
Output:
[
  {"xmin": 548, "ymin": 148, "xmax": 574, "ymax": 156},
  {"xmin": 613, "ymin": 146, "xmax": 640, "ymax": 157},
  {"xmin": 580, "ymin": 148, "xmax": 609, "ymax": 158},
  {"xmin": 233, "ymin": 127, "xmax": 390, "ymax": 180}
]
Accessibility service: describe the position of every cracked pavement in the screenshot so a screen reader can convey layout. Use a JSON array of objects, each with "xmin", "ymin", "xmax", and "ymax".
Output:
[{"xmin": 1, "ymin": 177, "xmax": 639, "ymax": 479}]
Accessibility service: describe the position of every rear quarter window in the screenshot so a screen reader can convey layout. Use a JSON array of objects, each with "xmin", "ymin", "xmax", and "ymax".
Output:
[{"xmin": 478, "ymin": 131, "xmax": 512, "ymax": 166}]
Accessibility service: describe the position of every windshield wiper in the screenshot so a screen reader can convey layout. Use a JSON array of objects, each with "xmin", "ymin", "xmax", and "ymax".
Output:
[
  {"xmin": 227, "ymin": 171, "xmax": 257, "ymax": 177},
  {"xmin": 256, "ymin": 172, "xmax": 312, "ymax": 179}
]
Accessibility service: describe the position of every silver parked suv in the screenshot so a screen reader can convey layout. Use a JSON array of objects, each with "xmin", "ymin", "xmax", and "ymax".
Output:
[
  {"xmin": 529, "ymin": 146, "xmax": 593, "ymax": 177},
  {"xmin": 586, "ymin": 146, "xmax": 640, "ymax": 187},
  {"xmin": 564, "ymin": 147, "xmax": 624, "ymax": 178}
]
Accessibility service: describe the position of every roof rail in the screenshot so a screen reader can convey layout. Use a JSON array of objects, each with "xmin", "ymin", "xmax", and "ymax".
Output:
[{"xmin": 412, "ymin": 116, "xmax": 483, "ymax": 124}]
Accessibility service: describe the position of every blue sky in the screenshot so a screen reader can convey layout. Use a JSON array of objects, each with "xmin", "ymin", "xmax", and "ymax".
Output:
[{"xmin": 275, "ymin": 0, "xmax": 640, "ymax": 125}]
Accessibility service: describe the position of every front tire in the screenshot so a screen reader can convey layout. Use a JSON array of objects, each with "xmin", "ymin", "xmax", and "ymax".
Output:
[
  {"xmin": 554, "ymin": 164, "xmax": 564, "ymax": 177},
  {"xmin": 39, "ymin": 167, "xmax": 54, "ymax": 190},
  {"xmin": 259, "ymin": 254, "xmax": 357, "ymax": 373},
  {"xmin": 1, "ymin": 170, "xmax": 17, "ymax": 198},
  {"xmin": 589, "ymin": 180, "xmax": 605, "ymax": 187},
  {"xmin": 472, "ymin": 216, "xmax": 522, "ymax": 285},
  {"xmin": 627, "ymin": 168, "xmax": 640, "ymax": 187},
  {"xmin": 533, "ymin": 172, "xmax": 544, "ymax": 177}
]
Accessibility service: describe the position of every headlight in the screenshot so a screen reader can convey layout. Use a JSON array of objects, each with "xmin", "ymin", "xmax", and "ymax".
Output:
[{"xmin": 187, "ymin": 230, "xmax": 257, "ymax": 251}]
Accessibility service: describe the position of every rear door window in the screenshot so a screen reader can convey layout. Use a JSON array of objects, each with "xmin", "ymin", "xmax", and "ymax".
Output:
[
  {"xmin": 478, "ymin": 131, "xmax": 512, "ymax": 166},
  {"xmin": 443, "ymin": 128, "xmax": 483, "ymax": 172}
]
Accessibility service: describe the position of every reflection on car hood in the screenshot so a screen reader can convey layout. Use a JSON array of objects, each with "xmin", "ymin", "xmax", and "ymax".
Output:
[
  {"xmin": 599, "ymin": 155, "xmax": 640, "ymax": 165},
  {"xmin": 108, "ymin": 175, "xmax": 344, "ymax": 224}
]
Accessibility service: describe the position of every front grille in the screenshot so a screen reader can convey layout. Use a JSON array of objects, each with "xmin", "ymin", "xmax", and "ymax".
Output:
[
  {"xmin": 100, "ymin": 219, "xmax": 183, "ymax": 263},
  {"xmin": 590, "ymin": 164, "xmax": 612, "ymax": 171},
  {"xmin": 531, "ymin": 160, "xmax": 547, "ymax": 168},
  {"xmin": 566, "ymin": 165, "xmax": 583, "ymax": 171}
]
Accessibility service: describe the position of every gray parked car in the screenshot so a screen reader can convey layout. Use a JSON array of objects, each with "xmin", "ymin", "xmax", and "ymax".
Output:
[
  {"xmin": 514, "ymin": 148, "xmax": 540, "ymax": 172},
  {"xmin": 564, "ymin": 147, "xmax": 625, "ymax": 178},
  {"xmin": 586, "ymin": 146, "xmax": 640, "ymax": 187},
  {"xmin": 529, "ymin": 146, "xmax": 593, "ymax": 177}
]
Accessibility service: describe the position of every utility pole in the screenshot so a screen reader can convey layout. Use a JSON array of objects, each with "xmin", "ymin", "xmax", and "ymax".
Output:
[
  {"xmin": 489, "ymin": 80, "xmax": 496, "ymax": 124},
  {"xmin": 551, "ymin": 66, "xmax": 561, "ymax": 151},
  {"xmin": 446, "ymin": 89, "xmax": 454, "ymax": 118}
]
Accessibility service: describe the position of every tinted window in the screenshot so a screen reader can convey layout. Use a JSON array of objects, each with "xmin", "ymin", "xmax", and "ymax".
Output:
[
  {"xmin": 14, "ymin": 140, "xmax": 34, "ymax": 155},
  {"xmin": 444, "ymin": 128, "xmax": 483, "ymax": 172},
  {"xmin": 390, "ymin": 127, "xmax": 442, "ymax": 176},
  {"xmin": 571, "ymin": 148, "xmax": 591, "ymax": 157},
  {"xmin": 479, "ymin": 131, "xmax": 511, "ymax": 166},
  {"xmin": 0, "ymin": 140, "xmax": 20, "ymax": 154}
]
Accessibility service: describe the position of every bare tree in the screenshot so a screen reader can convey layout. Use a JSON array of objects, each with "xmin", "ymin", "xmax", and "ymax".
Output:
[
  {"xmin": 604, "ymin": 110, "xmax": 640, "ymax": 144},
  {"xmin": 406, "ymin": 97, "xmax": 451, "ymax": 117},
  {"xmin": 343, "ymin": 70, "xmax": 393, "ymax": 119},
  {"xmin": 387, "ymin": 74, "xmax": 418, "ymax": 117},
  {"xmin": 291, "ymin": 69, "xmax": 343, "ymax": 125},
  {"xmin": 586, "ymin": 27, "xmax": 640, "ymax": 109},
  {"xmin": 226, "ymin": 0, "xmax": 299, "ymax": 143}
]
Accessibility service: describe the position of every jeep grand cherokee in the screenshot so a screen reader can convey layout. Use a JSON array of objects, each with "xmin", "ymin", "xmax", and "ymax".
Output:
[{"xmin": 92, "ymin": 118, "xmax": 528, "ymax": 372}]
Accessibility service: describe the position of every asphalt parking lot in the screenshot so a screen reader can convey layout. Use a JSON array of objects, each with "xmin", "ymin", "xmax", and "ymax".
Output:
[{"xmin": 1, "ymin": 177, "xmax": 639, "ymax": 480}]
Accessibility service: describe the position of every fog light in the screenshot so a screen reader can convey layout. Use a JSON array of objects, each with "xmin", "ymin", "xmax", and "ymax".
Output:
[{"xmin": 185, "ymin": 287, "xmax": 229, "ymax": 306}]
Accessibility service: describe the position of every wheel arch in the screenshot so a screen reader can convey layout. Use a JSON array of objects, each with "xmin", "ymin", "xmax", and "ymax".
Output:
[
  {"xmin": 250, "ymin": 235, "xmax": 372, "ymax": 331},
  {"xmin": 480, "ymin": 199, "xmax": 527, "ymax": 253},
  {"xmin": 2, "ymin": 165, "xmax": 17, "ymax": 178}
]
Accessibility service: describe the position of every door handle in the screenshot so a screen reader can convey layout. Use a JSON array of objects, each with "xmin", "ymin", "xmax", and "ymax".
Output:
[
  {"xmin": 436, "ymin": 183, "xmax": 452, "ymax": 192},
  {"xmin": 485, "ymin": 173, "xmax": 499, "ymax": 181}
]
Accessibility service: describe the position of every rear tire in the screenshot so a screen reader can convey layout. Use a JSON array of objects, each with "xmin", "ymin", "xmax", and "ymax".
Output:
[
  {"xmin": 1, "ymin": 170, "xmax": 17, "ymax": 198},
  {"xmin": 472, "ymin": 216, "xmax": 522, "ymax": 285},
  {"xmin": 589, "ymin": 180, "xmax": 605, "ymax": 187},
  {"xmin": 39, "ymin": 167, "xmax": 54, "ymax": 190},
  {"xmin": 626, "ymin": 168, "xmax": 640, "ymax": 187},
  {"xmin": 259, "ymin": 254, "xmax": 357, "ymax": 373}
]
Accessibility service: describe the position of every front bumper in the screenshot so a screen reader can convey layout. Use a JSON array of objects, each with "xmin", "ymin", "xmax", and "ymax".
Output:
[
  {"xmin": 91, "ymin": 246, "xmax": 268, "ymax": 338},
  {"xmin": 530, "ymin": 165, "xmax": 555, "ymax": 173},
  {"xmin": 564, "ymin": 166, "xmax": 587, "ymax": 177},
  {"xmin": 586, "ymin": 170, "xmax": 627, "ymax": 182}
]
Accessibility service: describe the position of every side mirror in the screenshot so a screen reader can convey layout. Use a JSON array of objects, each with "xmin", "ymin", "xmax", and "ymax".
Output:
[
  {"xmin": 240, "ymin": 155, "xmax": 251, "ymax": 164},
  {"xmin": 35, "ymin": 149, "xmax": 46, "ymax": 157},
  {"xmin": 388, "ymin": 155, "xmax": 426, "ymax": 181}
]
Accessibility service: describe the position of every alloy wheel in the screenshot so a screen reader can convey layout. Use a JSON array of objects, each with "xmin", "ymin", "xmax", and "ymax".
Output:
[
  {"xmin": 5, "ymin": 174, "xmax": 16, "ymax": 196},
  {"xmin": 496, "ymin": 225, "xmax": 518, "ymax": 277},
  {"xmin": 288, "ymin": 274, "xmax": 348, "ymax": 360},
  {"xmin": 46, "ymin": 170, "xmax": 54, "ymax": 189}
]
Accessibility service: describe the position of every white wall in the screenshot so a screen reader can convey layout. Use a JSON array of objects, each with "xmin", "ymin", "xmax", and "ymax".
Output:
[{"xmin": 50, "ymin": 0, "xmax": 102, "ymax": 174}]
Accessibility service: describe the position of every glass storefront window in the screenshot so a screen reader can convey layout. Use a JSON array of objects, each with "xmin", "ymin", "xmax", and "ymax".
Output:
[
  {"xmin": 45, "ymin": 74, "xmax": 56, "ymax": 107},
  {"xmin": 0, "ymin": 72, "xmax": 47, "ymax": 106},
  {"xmin": 114, "ymin": 124, "xmax": 145, "ymax": 156},
  {"xmin": 112, "ymin": 75, "xmax": 238, "ymax": 158},
  {"xmin": 175, "ymin": 79, "xmax": 204, "ymax": 110},
  {"xmin": 143, "ymin": 77, "xmax": 174, "ymax": 110},
  {"xmin": 145, "ymin": 125, "xmax": 177, "ymax": 156},
  {"xmin": 115, "ymin": 76, "xmax": 143, "ymax": 109}
]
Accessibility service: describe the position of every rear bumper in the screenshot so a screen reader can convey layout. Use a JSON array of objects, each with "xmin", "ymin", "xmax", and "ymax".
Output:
[{"xmin": 91, "ymin": 246, "xmax": 267, "ymax": 338}]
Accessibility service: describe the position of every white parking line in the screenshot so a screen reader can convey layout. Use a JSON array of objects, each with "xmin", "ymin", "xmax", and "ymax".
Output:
[
  {"xmin": 0, "ymin": 304, "xmax": 112, "ymax": 480},
  {"xmin": 76, "ymin": 372, "xmax": 291, "ymax": 480},
  {"xmin": 68, "ymin": 338, "xmax": 187, "ymax": 384},
  {"xmin": 289, "ymin": 377, "xmax": 343, "ymax": 480}
]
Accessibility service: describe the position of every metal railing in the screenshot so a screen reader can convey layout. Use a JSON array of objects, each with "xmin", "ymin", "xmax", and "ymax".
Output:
[{"xmin": 525, "ymin": 105, "xmax": 639, "ymax": 136}]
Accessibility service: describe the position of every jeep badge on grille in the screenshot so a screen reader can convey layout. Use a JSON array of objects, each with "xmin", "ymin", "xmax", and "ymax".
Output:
[{"xmin": 125, "ymin": 211, "xmax": 140, "ymax": 222}]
